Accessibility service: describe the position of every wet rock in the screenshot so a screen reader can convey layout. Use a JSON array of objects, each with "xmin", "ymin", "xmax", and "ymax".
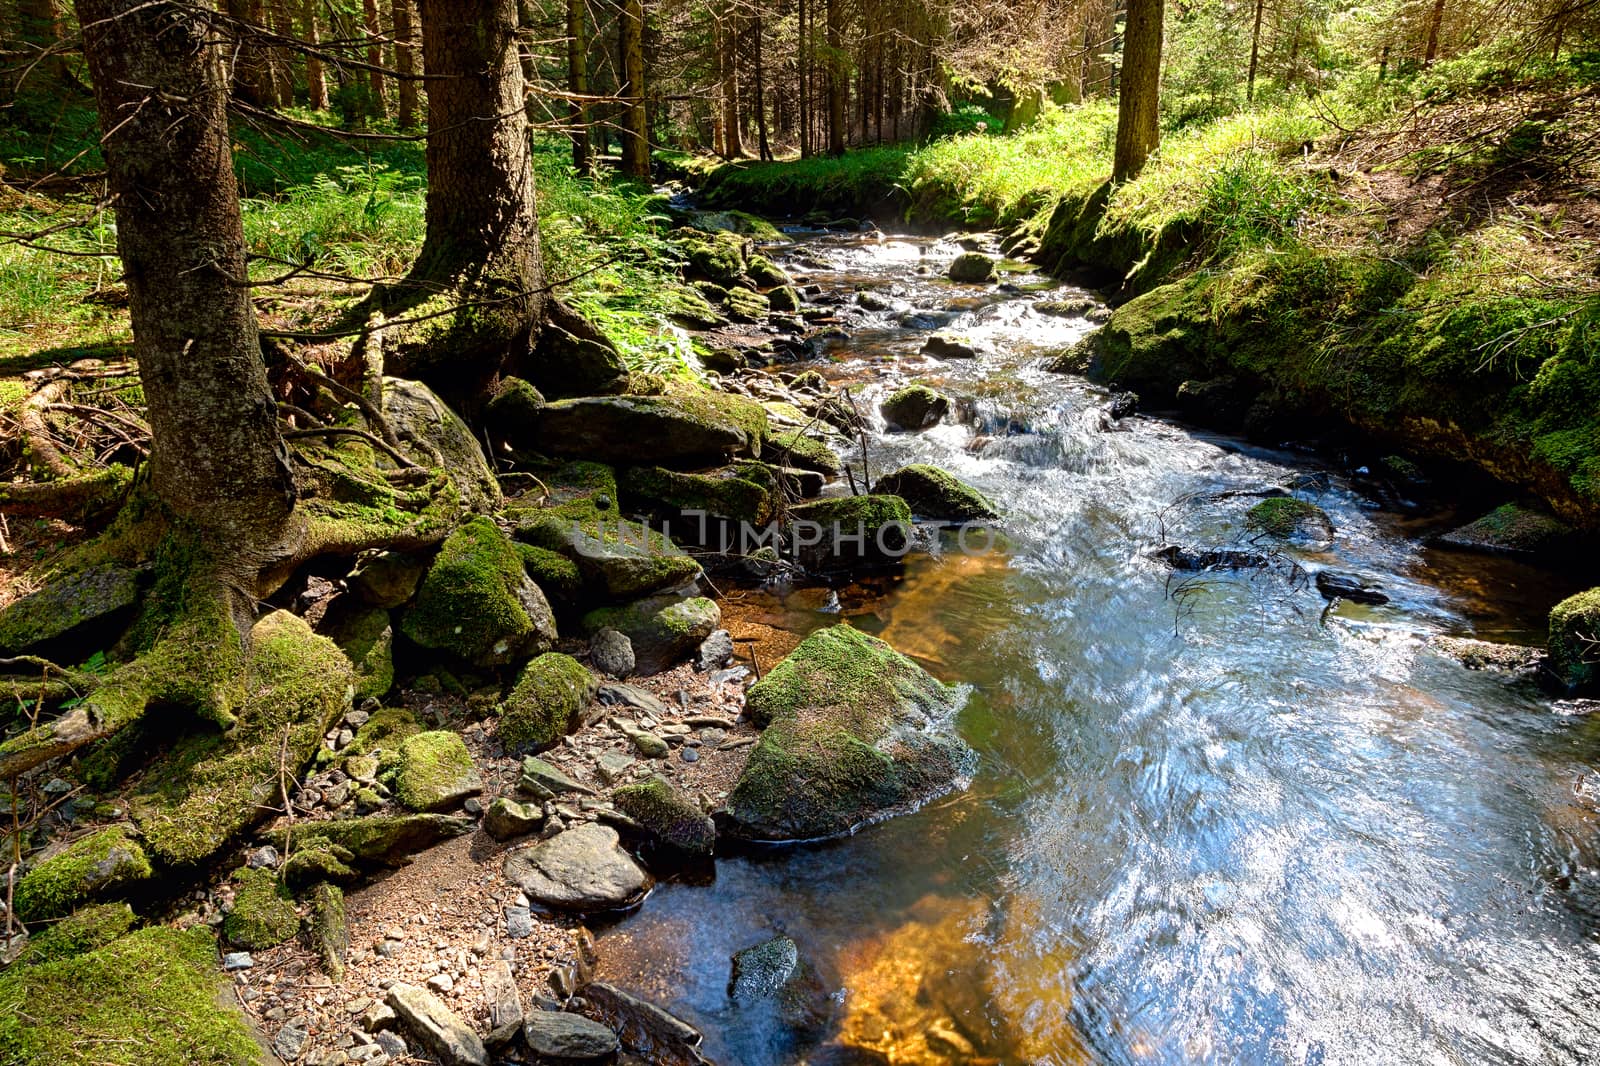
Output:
[
  {"xmin": 729, "ymin": 934, "xmax": 832, "ymax": 1035},
  {"xmin": 524, "ymin": 1010, "xmax": 621, "ymax": 1060},
  {"xmin": 395, "ymin": 731, "xmax": 483, "ymax": 812},
  {"xmin": 590, "ymin": 628, "xmax": 636, "ymax": 679},
  {"xmin": 1430, "ymin": 635, "xmax": 1545, "ymax": 674},
  {"xmin": 697, "ymin": 629, "xmax": 735, "ymax": 671},
  {"xmin": 524, "ymin": 392, "xmax": 767, "ymax": 465},
  {"xmin": 921, "ymin": 332, "xmax": 978, "ymax": 359},
  {"xmin": 501, "ymin": 653, "xmax": 600, "ymax": 753},
  {"xmin": 612, "ymin": 775, "xmax": 715, "ymax": 855},
  {"xmin": 387, "ymin": 983, "xmax": 489, "ymax": 1066},
  {"xmin": 1438, "ymin": 503, "xmax": 1575, "ymax": 556},
  {"xmin": 1153, "ymin": 545, "xmax": 1276, "ymax": 572},
  {"xmin": 401, "ymin": 517, "xmax": 557, "ymax": 667},
  {"xmin": 947, "ymin": 252, "xmax": 997, "ymax": 284},
  {"xmin": 483, "ymin": 797, "xmax": 546, "ymax": 840},
  {"xmin": 872, "ymin": 464, "xmax": 998, "ymax": 521},
  {"xmin": 726, "ymin": 625, "xmax": 975, "ymax": 842},
  {"xmin": 519, "ymin": 756, "xmax": 597, "ymax": 798},
  {"xmin": 1105, "ymin": 391, "xmax": 1139, "ymax": 419},
  {"xmin": 766, "ymin": 429, "xmax": 844, "ymax": 476},
  {"xmin": 787, "ymin": 495, "xmax": 914, "ymax": 572},
  {"xmin": 383, "ymin": 376, "xmax": 501, "ymax": 513},
  {"xmin": 879, "ymin": 385, "xmax": 949, "ymax": 432},
  {"xmin": 0, "ymin": 562, "xmax": 141, "ymax": 656},
  {"xmin": 1549, "ymin": 588, "xmax": 1600, "ymax": 692},
  {"xmin": 1245, "ymin": 498, "xmax": 1334, "ymax": 541},
  {"xmin": 1315, "ymin": 571, "xmax": 1389, "ymax": 605},
  {"xmin": 502, "ymin": 823, "xmax": 650, "ymax": 913},
  {"xmin": 581, "ymin": 596, "xmax": 721, "ymax": 675},
  {"xmin": 577, "ymin": 981, "xmax": 710, "ymax": 1065}
]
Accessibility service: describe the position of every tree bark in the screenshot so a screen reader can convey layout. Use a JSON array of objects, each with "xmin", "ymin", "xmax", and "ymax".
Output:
[
  {"xmin": 620, "ymin": 0, "xmax": 649, "ymax": 176},
  {"xmin": 1423, "ymin": 0, "xmax": 1446, "ymax": 66},
  {"xmin": 75, "ymin": 0, "xmax": 299, "ymax": 583},
  {"xmin": 1247, "ymin": 0, "xmax": 1265, "ymax": 104},
  {"xmin": 363, "ymin": 0, "xmax": 390, "ymax": 117},
  {"xmin": 720, "ymin": 12, "xmax": 742, "ymax": 158},
  {"xmin": 393, "ymin": 0, "xmax": 421, "ymax": 128},
  {"xmin": 304, "ymin": 0, "xmax": 329, "ymax": 109},
  {"xmin": 825, "ymin": 0, "xmax": 844, "ymax": 155},
  {"xmin": 567, "ymin": 0, "xmax": 592, "ymax": 171},
  {"xmin": 12, "ymin": 0, "xmax": 68, "ymax": 91},
  {"xmin": 752, "ymin": 12, "xmax": 772, "ymax": 161},
  {"xmin": 1113, "ymin": 0, "xmax": 1162, "ymax": 182},
  {"xmin": 224, "ymin": 0, "xmax": 270, "ymax": 104}
]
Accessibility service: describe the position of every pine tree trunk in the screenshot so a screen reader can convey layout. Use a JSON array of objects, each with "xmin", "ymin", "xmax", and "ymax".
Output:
[
  {"xmin": 269, "ymin": 0, "xmax": 296, "ymax": 106},
  {"xmin": 76, "ymin": 0, "xmax": 298, "ymax": 586},
  {"xmin": 394, "ymin": 0, "xmax": 421, "ymax": 128},
  {"xmin": 721, "ymin": 13, "xmax": 742, "ymax": 158},
  {"xmin": 798, "ymin": 0, "xmax": 810, "ymax": 156},
  {"xmin": 567, "ymin": 0, "xmax": 591, "ymax": 171},
  {"xmin": 1247, "ymin": 0, "xmax": 1265, "ymax": 104},
  {"xmin": 304, "ymin": 0, "xmax": 329, "ymax": 109},
  {"xmin": 620, "ymin": 0, "xmax": 649, "ymax": 176},
  {"xmin": 12, "ymin": 0, "xmax": 68, "ymax": 91},
  {"xmin": 1113, "ymin": 0, "xmax": 1162, "ymax": 182},
  {"xmin": 363, "ymin": 0, "xmax": 389, "ymax": 117},
  {"xmin": 752, "ymin": 12, "xmax": 772, "ymax": 161},
  {"xmin": 1423, "ymin": 0, "xmax": 1446, "ymax": 66},
  {"xmin": 224, "ymin": 0, "xmax": 270, "ymax": 103},
  {"xmin": 825, "ymin": 0, "xmax": 844, "ymax": 156}
]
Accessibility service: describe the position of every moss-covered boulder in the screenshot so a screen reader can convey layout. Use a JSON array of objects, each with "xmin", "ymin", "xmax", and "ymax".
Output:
[
  {"xmin": 526, "ymin": 323, "xmax": 630, "ymax": 400},
  {"xmin": 484, "ymin": 377, "xmax": 546, "ymax": 441},
  {"xmin": 682, "ymin": 230, "xmax": 748, "ymax": 285},
  {"xmin": 746, "ymin": 255, "xmax": 791, "ymax": 288},
  {"xmin": 948, "ymin": 252, "xmax": 997, "ymax": 283},
  {"xmin": 787, "ymin": 495, "xmax": 913, "ymax": 571},
  {"xmin": 1088, "ymin": 281, "xmax": 1209, "ymax": 398},
  {"xmin": 0, "ymin": 562, "xmax": 142, "ymax": 656},
  {"xmin": 620, "ymin": 463, "xmax": 781, "ymax": 526},
  {"xmin": 395, "ymin": 731, "xmax": 483, "ymax": 812},
  {"xmin": 879, "ymin": 385, "xmax": 949, "ymax": 432},
  {"xmin": 524, "ymin": 390, "xmax": 768, "ymax": 465},
  {"xmin": 766, "ymin": 285, "xmax": 803, "ymax": 313},
  {"xmin": 483, "ymin": 797, "xmax": 546, "ymax": 840},
  {"xmin": 1439, "ymin": 503, "xmax": 1574, "ymax": 556},
  {"xmin": 383, "ymin": 376, "xmax": 501, "ymax": 514},
  {"xmin": 725, "ymin": 625, "xmax": 975, "ymax": 842},
  {"xmin": 268, "ymin": 814, "xmax": 472, "ymax": 869},
  {"xmin": 518, "ymin": 492, "xmax": 702, "ymax": 603},
  {"xmin": 872, "ymin": 465, "xmax": 999, "ymax": 521},
  {"xmin": 14, "ymin": 826, "xmax": 151, "ymax": 922},
  {"xmin": 222, "ymin": 867, "xmax": 299, "ymax": 950},
  {"xmin": 765, "ymin": 429, "xmax": 842, "ymax": 476},
  {"xmin": 401, "ymin": 517, "xmax": 558, "ymax": 666},
  {"xmin": 726, "ymin": 286, "xmax": 772, "ymax": 323},
  {"xmin": 10, "ymin": 903, "xmax": 136, "ymax": 967},
  {"xmin": 501, "ymin": 653, "xmax": 598, "ymax": 752},
  {"xmin": 319, "ymin": 601, "xmax": 394, "ymax": 700},
  {"xmin": 1245, "ymin": 497, "xmax": 1334, "ymax": 540},
  {"xmin": 580, "ymin": 596, "xmax": 721, "ymax": 675},
  {"xmin": 1549, "ymin": 588, "xmax": 1600, "ymax": 692},
  {"xmin": 516, "ymin": 543, "xmax": 584, "ymax": 607},
  {"xmin": 665, "ymin": 285, "xmax": 726, "ymax": 330},
  {"xmin": 614, "ymin": 775, "xmax": 715, "ymax": 856},
  {"xmin": 0, "ymin": 927, "xmax": 262, "ymax": 1065},
  {"xmin": 279, "ymin": 838, "xmax": 357, "ymax": 890},
  {"xmin": 129, "ymin": 611, "xmax": 354, "ymax": 867},
  {"xmin": 922, "ymin": 332, "xmax": 979, "ymax": 359},
  {"xmin": 348, "ymin": 549, "xmax": 429, "ymax": 608}
]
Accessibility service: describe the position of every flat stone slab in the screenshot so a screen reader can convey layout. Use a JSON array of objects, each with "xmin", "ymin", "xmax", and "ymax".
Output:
[
  {"xmin": 502, "ymin": 823, "xmax": 649, "ymax": 913},
  {"xmin": 386, "ymin": 982, "xmax": 488, "ymax": 1066},
  {"xmin": 523, "ymin": 1010, "xmax": 621, "ymax": 1059}
]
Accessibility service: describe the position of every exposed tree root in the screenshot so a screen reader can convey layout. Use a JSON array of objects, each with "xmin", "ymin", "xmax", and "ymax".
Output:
[{"xmin": 0, "ymin": 466, "xmax": 133, "ymax": 525}]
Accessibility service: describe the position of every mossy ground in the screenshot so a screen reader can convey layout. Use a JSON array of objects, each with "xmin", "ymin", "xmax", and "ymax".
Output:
[
  {"xmin": 13, "ymin": 826, "xmax": 151, "ymax": 922},
  {"xmin": 222, "ymin": 867, "xmax": 300, "ymax": 950}
]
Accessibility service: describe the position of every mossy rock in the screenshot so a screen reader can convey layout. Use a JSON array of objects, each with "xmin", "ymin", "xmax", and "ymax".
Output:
[
  {"xmin": 681, "ymin": 230, "xmax": 748, "ymax": 285},
  {"xmin": 580, "ymin": 596, "xmax": 721, "ymax": 675},
  {"xmin": 1549, "ymin": 588, "xmax": 1600, "ymax": 692},
  {"xmin": 14, "ymin": 826, "xmax": 151, "ymax": 923},
  {"xmin": 268, "ymin": 814, "xmax": 472, "ymax": 868},
  {"xmin": 766, "ymin": 285, "xmax": 803, "ymax": 313},
  {"xmin": 725, "ymin": 286, "xmax": 771, "ymax": 323},
  {"xmin": 872, "ymin": 465, "xmax": 998, "ymax": 521},
  {"xmin": 726, "ymin": 625, "xmax": 975, "ymax": 842},
  {"xmin": 786, "ymin": 495, "xmax": 913, "ymax": 571},
  {"xmin": 126, "ymin": 611, "xmax": 354, "ymax": 868},
  {"xmin": 765, "ymin": 429, "xmax": 842, "ymax": 477},
  {"xmin": 10, "ymin": 903, "xmax": 136, "ymax": 967},
  {"xmin": 526, "ymin": 323, "xmax": 630, "ymax": 400},
  {"xmin": 612, "ymin": 774, "xmax": 715, "ymax": 856},
  {"xmin": 520, "ymin": 509, "xmax": 701, "ymax": 603},
  {"xmin": 222, "ymin": 867, "xmax": 299, "ymax": 950},
  {"xmin": 401, "ymin": 516, "xmax": 558, "ymax": 666},
  {"xmin": 501, "ymin": 653, "xmax": 598, "ymax": 752},
  {"xmin": 484, "ymin": 377, "xmax": 546, "ymax": 441},
  {"xmin": 664, "ymin": 285, "xmax": 726, "ymax": 330},
  {"xmin": 394, "ymin": 730, "xmax": 483, "ymax": 812},
  {"xmin": 948, "ymin": 252, "xmax": 998, "ymax": 283},
  {"xmin": 344, "ymin": 705, "xmax": 423, "ymax": 756},
  {"xmin": 1438, "ymin": 503, "xmax": 1574, "ymax": 556},
  {"xmin": 746, "ymin": 255, "xmax": 792, "ymax": 289},
  {"xmin": 1088, "ymin": 281, "xmax": 1209, "ymax": 398},
  {"xmin": 383, "ymin": 377, "xmax": 501, "ymax": 515},
  {"xmin": 879, "ymin": 385, "xmax": 949, "ymax": 432},
  {"xmin": 308, "ymin": 882, "xmax": 348, "ymax": 981},
  {"xmin": 516, "ymin": 543, "xmax": 584, "ymax": 607},
  {"xmin": 619, "ymin": 463, "xmax": 780, "ymax": 527},
  {"xmin": 524, "ymin": 390, "xmax": 769, "ymax": 465},
  {"xmin": 1245, "ymin": 497, "xmax": 1334, "ymax": 540},
  {"xmin": 348, "ymin": 549, "xmax": 429, "ymax": 609},
  {"xmin": 280, "ymin": 839, "xmax": 357, "ymax": 890},
  {"xmin": 0, "ymin": 562, "xmax": 142, "ymax": 656},
  {"xmin": 0, "ymin": 926, "xmax": 262, "ymax": 1065},
  {"xmin": 320, "ymin": 601, "xmax": 394, "ymax": 701}
]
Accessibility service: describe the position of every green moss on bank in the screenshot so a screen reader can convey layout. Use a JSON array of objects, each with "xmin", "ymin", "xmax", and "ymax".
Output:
[{"xmin": 222, "ymin": 867, "xmax": 299, "ymax": 950}]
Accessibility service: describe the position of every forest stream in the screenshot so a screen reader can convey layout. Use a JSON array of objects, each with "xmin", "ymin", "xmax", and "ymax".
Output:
[{"xmin": 593, "ymin": 224, "xmax": 1600, "ymax": 1065}]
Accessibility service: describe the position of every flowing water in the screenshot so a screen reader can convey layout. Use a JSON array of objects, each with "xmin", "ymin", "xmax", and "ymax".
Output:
[{"xmin": 595, "ymin": 229, "xmax": 1600, "ymax": 1065}]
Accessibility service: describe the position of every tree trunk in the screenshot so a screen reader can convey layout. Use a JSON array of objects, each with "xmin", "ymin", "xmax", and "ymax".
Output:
[
  {"xmin": 620, "ymin": 0, "xmax": 649, "ymax": 176},
  {"xmin": 1113, "ymin": 0, "xmax": 1162, "ymax": 182},
  {"xmin": 567, "ymin": 0, "xmax": 591, "ymax": 171},
  {"xmin": 1246, "ymin": 0, "xmax": 1265, "ymax": 104},
  {"xmin": 304, "ymin": 0, "xmax": 329, "ymax": 109},
  {"xmin": 752, "ymin": 12, "xmax": 772, "ymax": 161},
  {"xmin": 394, "ymin": 0, "xmax": 421, "ymax": 129},
  {"xmin": 393, "ymin": 0, "xmax": 548, "ymax": 401},
  {"xmin": 224, "ymin": 0, "xmax": 270, "ymax": 103},
  {"xmin": 798, "ymin": 0, "xmax": 810, "ymax": 156},
  {"xmin": 363, "ymin": 0, "xmax": 390, "ymax": 117},
  {"xmin": 825, "ymin": 0, "xmax": 844, "ymax": 156},
  {"xmin": 720, "ymin": 13, "xmax": 742, "ymax": 158},
  {"xmin": 12, "ymin": 0, "xmax": 68, "ymax": 91},
  {"xmin": 76, "ymin": 0, "xmax": 299, "ymax": 585},
  {"xmin": 1423, "ymin": 0, "xmax": 1446, "ymax": 66}
]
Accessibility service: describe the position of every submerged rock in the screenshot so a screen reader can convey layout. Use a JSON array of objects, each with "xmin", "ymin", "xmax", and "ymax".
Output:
[
  {"xmin": 1549, "ymin": 587, "xmax": 1600, "ymax": 692},
  {"xmin": 725, "ymin": 625, "xmax": 975, "ymax": 842},
  {"xmin": 729, "ymin": 934, "xmax": 832, "ymax": 1036},
  {"xmin": 872, "ymin": 465, "xmax": 998, "ymax": 521},
  {"xmin": 880, "ymin": 385, "xmax": 949, "ymax": 432},
  {"xmin": 1430, "ymin": 635, "xmax": 1544, "ymax": 675},
  {"xmin": 576, "ymin": 981, "xmax": 710, "ymax": 1065},
  {"xmin": 401, "ymin": 517, "xmax": 558, "ymax": 667},
  {"xmin": 502, "ymin": 823, "xmax": 649, "ymax": 913}
]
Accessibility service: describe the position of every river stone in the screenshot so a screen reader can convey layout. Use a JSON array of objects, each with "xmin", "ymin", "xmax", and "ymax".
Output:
[
  {"xmin": 787, "ymin": 495, "xmax": 914, "ymax": 572},
  {"xmin": 1315, "ymin": 571, "xmax": 1389, "ymax": 605},
  {"xmin": 581, "ymin": 596, "xmax": 722, "ymax": 675},
  {"xmin": 591, "ymin": 627, "xmax": 636, "ymax": 678},
  {"xmin": 1438, "ymin": 502, "xmax": 1575, "ymax": 556},
  {"xmin": 1549, "ymin": 587, "xmax": 1600, "ymax": 692},
  {"xmin": 401, "ymin": 517, "xmax": 558, "ymax": 667},
  {"xmin": 0, "ymin": 562, "xmax": 141, "ymax": 656},
  {"xmin": 525, "ymin": 393, "xmax": 767, "ymax": 465},
  {"xmin": 597, "ymin": 682, "xmax": 675, "ymax": 720},
  {"xmin": 682, "ymin": 230, "xmax": 748, "ymax": 285},
  {"xmin": 947, "ymin": 252, "xmax": 997, "ymax": 283},
  {"xmin": 612, "ymin": 775, "xmax": 715, "ymax": 855},
  {"xmin": 576, "ymin": 981, "xmax": 709, "ymax": 1065},
  {"xmin": 527, "ymin": 322, "xmax": 630, "ymax": 400},
  {"xmin": 383, "ymin": 376, "xmax": 500, "ymax": 514},
  {"xmin": 879, "ymin": 385, "xmax": 949, "ymax": 432},
  {"xmin": 697, "ymin": 629, "xmax": 735, "ymax": 671},
  {"xmin": 387, "ymin": 983, "xmax": 489, "ymax": 1066},
  {"xmin": 619, "ymin": 463, "xmax": 782, "ymax": 526},
  {"xmin": 726, "ymin": 286, "xmax": 771, "ymax": 323},
  {"xmin": 1245, "ymin": 498, "xmax": 1334, "ymax": 541},
  {"xmin": 523, "ymin": 1011, "xmax": 621, "ymax": 1059},
  {"xmin": 503, "ymin": 823, "xmax": 649, "ymax": 912},
  {"xmin": 395, "ymin": 731, "xmax": 482, "ymax": 812},
  {"xmin": 483, "ymin": 797, "xmax": 546, "ymax": 840},
  {"xmin": 921, "ymin": 332, "xmax": 979, "ymax": 359},
  {"xmin": 520, "ymin": 755, "xmax": 596, "ymax": 798},
  {"xmin": 872, "ymin": 464, "xmax": 999, "ymax": 521},
  {"xmin": 728, "ymin": 933, "xmax": 831, "ymax": 1034},
  {"xmin": 347, "ymin": 548, "xmax": 428, "ymax": 608},
  {"xmin": 725, "ymin": 625, "xmax": 975, "ymax": 842}
]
